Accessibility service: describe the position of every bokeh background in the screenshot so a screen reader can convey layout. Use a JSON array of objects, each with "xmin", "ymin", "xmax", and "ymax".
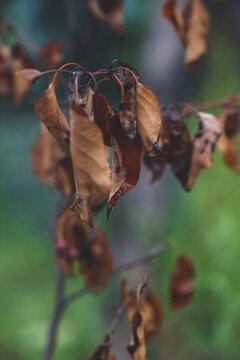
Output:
[{"xmin": 1, "ymin": 0, "xmax": 240, "ymax": 359}]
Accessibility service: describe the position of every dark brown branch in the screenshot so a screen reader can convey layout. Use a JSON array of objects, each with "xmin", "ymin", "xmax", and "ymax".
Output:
[{"xmin": 42, "ymin": 269, "xmax": 65, "ymax": 360}]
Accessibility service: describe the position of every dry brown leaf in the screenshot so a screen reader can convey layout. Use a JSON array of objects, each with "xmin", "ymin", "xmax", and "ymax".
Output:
[
  {"xmin": 16, "ymin": 68, "xmax": 42, "ymax": 81},
  {"xmin": 162, "ymin": 0, "xmax": 210, "ymax": 69},
  {"xmin": 162, "ymin": 0, "xmax": 185, "ymax": 42},
  {"xmin": 30, "ymin": 124, "xmax": 74, "ymax": 197},
  {"xmin": 85, "ymin": 335, "xmax": 115, "ymax": 360},
  {"xmin": 93, "ymin": 91, "xmax": 113, "ymax": 147},
  {"xmin": 187, "ymin": 111, "xmax": 221, "ymax": 190},
  {"xmin": 184, "ymin": 0, "xmax": 210, "ymax": 69},
  {"xmin": 137, "ymin": 82, "xmax": 162, "ymax": 153},
  {"xmin": 123, "ymin": 280, "xmax": 163, "ymax": 342},
  {"xmin": 217, "ymin": 105, "xmax": 240, "ymax": 174},
  {"xmin": 34, "ymin": 81, "xmax": 71, "ymax": 157},
  {"xmin": 84, "ymin": 0, "xmax": 125, "ymax": 34},
  {"xmin": 55, "ymin": 208, "xmax": 113, "ymax": 291},
  {"xmin": 107, "ymin": 113, "xmax": 142, "ymax": 216},
  {"xmin": 144, "ymin": 152, "xmax": 166, "ymax": 183},
  {"xmin": 39, "ymin": 41, "xmax": 64, "ymax": 68},
  {"xmin": 170, "ymin": 255, "xmax": 196, "ymax": 310},
  {"xmin": 70, "ymin": 103, "xmax": 111, "ymax": 224},
  {"xmin": 127, "ymin": 309, "xmax": 146, "ymax": 360}
]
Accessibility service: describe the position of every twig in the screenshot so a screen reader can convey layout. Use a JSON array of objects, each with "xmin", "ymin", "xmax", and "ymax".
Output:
[
  {"xmin": 63, "ymin": 241, "xmax": 171, "ymax": 307},
  {"xmin": 42, "ymin": 268, "xmax": 65, "ymax": 360},
  {"xmin": 108, "ymin": 296, "xmax": 134, "ymax": 335}
]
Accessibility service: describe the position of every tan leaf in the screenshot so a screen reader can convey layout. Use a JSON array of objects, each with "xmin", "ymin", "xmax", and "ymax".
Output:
[
  {"xmin": 187, "ymin": 112, "xmax": 221, "ymax": 190},
  {"xmin": 70, "ymin": 103, "xmax": 111, "ymax": 224},
  {"xmin": 127, "ymin": 309, "xmax": 146, "ymax": 360},
  {"xmin": 137, "ymin": 82, "xmax": 162, "ymax": 153},
  {"xmin": 162, "ymin": 0, "xmax": 185, "ymax": 42},
  {"xmin": 170, "ymin": 255, "xmax": 196, "ymax": 310},
  {"xmin": 123, "ymin": 280, "xmax": 163, "ymax": 342},
  {"xmin": 184, "ymin": 0, "xmax": 210, "ymax": 69},
  {"xmin": 16, "ymin": 68, "xmax": 42, "ymax": 81},
  {"xmin": 217, "ymin": 105, "xmax": 240, "ymax": 174},
  {"xmin": 107, "ymin": 113, "xmax": 142, "ymax": 216},
  {"xmin": 34, "ymin": 81, "xmax": 71, "ymax": 157},
  {"xmin": 30, "ymin": 124, "xmax": 74, "ymax": 197}
]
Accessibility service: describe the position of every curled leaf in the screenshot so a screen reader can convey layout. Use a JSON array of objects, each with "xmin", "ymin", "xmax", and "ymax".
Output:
[
  {"xmin": 93, "ymin": 90, "xmax": 113, "ymax": 147},
  {"xmin": 15, "ymin": 68, "xmax": 42, "ymax": 81},
  {"xmin": 34, "ymin": 81, "xmax": 71, "ymax": 157},
  {"xmin": 137, "ymin": 82, "xmax": 162, "ymax": 153},
  {"xmin": 187, "ymin": 112, "xmax": 221, "ymax": 190},
  {"xmin": 218, "ymin": 105, "xmax": 240, "ymax": 174},
  {"xmin": 56, "ymin": 209, "xmax": 113, "ymax": 291},
  {"xmin": 162, "ymin": 0, "xmax": 210, "ymax": 69},
  {"xmin": 108, "ymin": 113, "xmax": 142, "ymax": 215},
  {"xmin": 70, "ymin": 103, "xmax": 111, "ymax": 224},
  {"xmin": 127, "ymin": 309, "xmax": 146, "ymax": 360},
  {"xmin": 170, "ymin": 255, "xmax": 196, "ymax": 310}
]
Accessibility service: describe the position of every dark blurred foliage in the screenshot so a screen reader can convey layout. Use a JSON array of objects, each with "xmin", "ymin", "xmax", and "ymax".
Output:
[{"xmin": 0, "ymin": 1, "xmax": 240, "ymax": 360}]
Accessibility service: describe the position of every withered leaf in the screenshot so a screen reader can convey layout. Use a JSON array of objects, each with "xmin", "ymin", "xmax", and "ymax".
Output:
[
  {"xmin": 16, "ymin": 68, "xmax": 43, "ymax": 81},
  {"xmin": 39, "ymin": 41, "xmax": 64, "ymax": 68},
  {"xmin": 85, "ymin": 335, "xmax": 115, "ymax": 360},
  {"xmin": 137, "ymin": 82, "xmax": 162, "ymax": 153},
  {"xmin": 123, "ymin": 280, "xmax": 163, "ymax": 342},
  {"xmin": 144, "ymin": 152, "xmax": 166, "ymax": 183},
  {"xmin": 0, "ymin": 43, "xmax": 13, "ymax": 97},
  {"xmin": 84, "ymin": 0, "xmax": 125, "ymax": 34},
  {"xmin": 187, "ymin": 112, "xmax": 221, "ymax": 190},
  {"xmin": 162, "ymin": 0, "xmax": 210, "ymax": 69},
  {"xmin": 127, "ymin": 309, "xmax": 146, "ymax": 360},
  {"xmin": 170, "ymin": 255, "xmax": 195, "ymax": 310},
  {"xmin": 34, "ymin": 81, "xmax": 71, "ymax": 157},
  {"xmin": 70, "ymin": 103, "xmax": 111, "ymax": 224},
  {"xmin": 30, "ymin": 124, "xmax": 74, "ymax": 197},
  {"xmin": 56, "ymin": 208, "xmax": 113, "ymax": 291},
  {"xmin": 93, "ymin": 91, "xmax": 113, "ymax": 147},
  {"xmin": 107, "ymin": 113, "xmax": 142, "ymax": 215},
  {"xmin": 217, "ymin": 105, "xmax": 240, "ymax": 174}
]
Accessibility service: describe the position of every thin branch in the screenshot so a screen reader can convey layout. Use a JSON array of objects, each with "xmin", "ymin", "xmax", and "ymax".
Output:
[
  {"xmin": 63, "ymin": 241, "xmax": 171, "ymax": 307},
  {"xmin": 42, "ymin": 269, "xmax": 65, "ymax": 360},
  {"xmin": 196, "ymin": 93, "xmax": 240, "ymax": 111},
  {"xmin": 108, "ymin": 295, "xmax": 134, "ymax": 335}
]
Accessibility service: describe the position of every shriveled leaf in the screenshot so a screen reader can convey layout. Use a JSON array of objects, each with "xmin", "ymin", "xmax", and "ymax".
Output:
[
  {"xmin": 34, "ymin": 82, "xmax": 71, "ymax": 157},
  {"xmin": 127, "ymin": 309, "xmax": 146, "ymax": 360},
  {"xmin": 170, "ymin": 255, "xmax": 195, "ymax": 310},
  {"xmin": 120, "ymin": 81, "xmax": 137, "ymax": 139},
  {"xmin": 162, "ymin": 0, "xmax": 210, "ymax": 69},
  {"xmin": 55, "ymin": 209, "xmax": 113, "ymax": 290},
  {"xmin": 30, "ymin": 124, "xmax": 74, "ymax": 197},
  {"xmin": 85, "ymin": 335, "xmax": 115, "ymax": 360},
  {"xmin": 108, "ymin": 113, "xmax": 142, "ymax": 215},
  {"xmin": 93, "ymin": 91, "xmax": 113, "ymax": 147},
  {"xmin": 184, "ymin": 0, "xmax": 210, "ymax": 69},
  {"xmin": 84, "ymin": 0, "xmax": 125, "ymax": 34},
  {"xmin": 162, "ymin": 0, "xmax": 185, "ymax": 42},
  {"xmin": 39, "ymin": 41, "xmax": 64, "ymax": 68},
  {"xmin": 218, "ymin": 105, "xmax": 240, "ymax": 174},
  {"xmin": 70, "ymin": 103, "xmax": 111, "ymax": 224},
  {"xmin": 187, "ymin": 112, "xmax": 221, "ymax": 190},
  {"xmin": 16, "ymin": 68, "xmax": 42, "ymax": 81},
  {"xmin": 123, "ymin": 280, "xmax": 163, "ymax": 342},
  {"xmin": 137, "ymin": 82, "xmax": 162, "ymax": 153}
]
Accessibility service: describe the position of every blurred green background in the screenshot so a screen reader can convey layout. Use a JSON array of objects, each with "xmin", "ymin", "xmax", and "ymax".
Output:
[{"xmin": 1, "ymin": 0, "xmax": 240, "ymax": 359}]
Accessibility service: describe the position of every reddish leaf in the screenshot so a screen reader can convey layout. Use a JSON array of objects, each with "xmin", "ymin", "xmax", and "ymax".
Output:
[
  {"xmin": 39, "ymin": 41, "xmax": 64, "ymax": 68},
  {"xmin": 107, "ymin": 113, "xmax": 143, "ymax": 215},
  {"xmin": 170, "ymin": 255, "xmax": 196, "ymax": 310},
  {"xmin": 93, "ymin": 91, "xmax": 114, "ymax": 147},
  {"xmin": 56, "ymin": 209, "xmax": 113, "ymax": 291},
  {"xmin": 0, "ymin": 43, "xmax": 13, "ymax": 97}
]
